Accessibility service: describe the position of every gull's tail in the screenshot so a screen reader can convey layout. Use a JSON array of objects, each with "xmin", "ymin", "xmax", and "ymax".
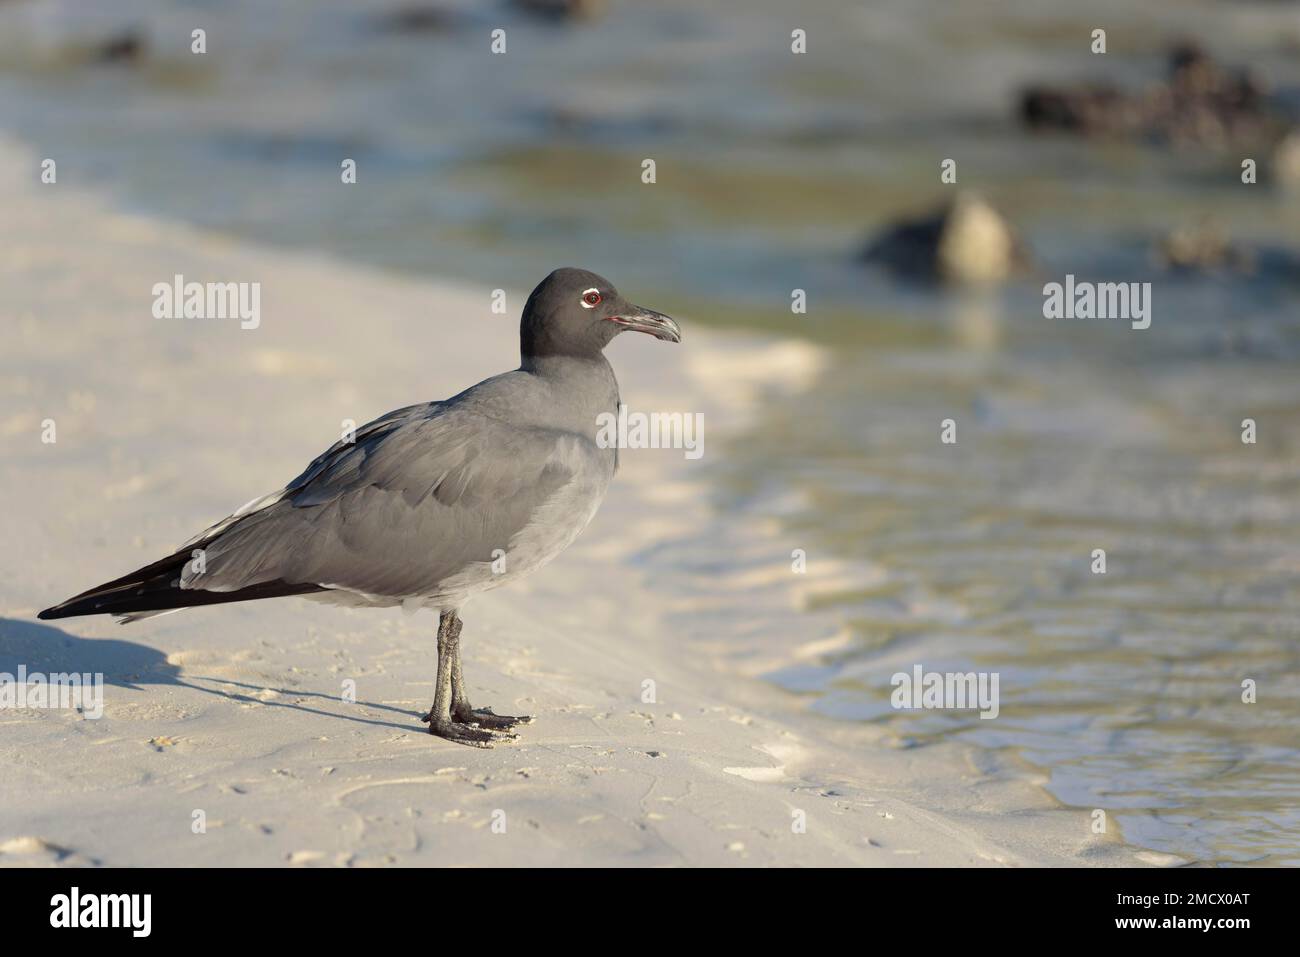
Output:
[{"xmin": 38, "ymin": 548, "xmax": 324, "ymax": 623}]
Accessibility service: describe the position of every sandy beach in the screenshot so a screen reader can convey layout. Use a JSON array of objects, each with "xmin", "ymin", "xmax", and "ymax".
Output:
[{"xmin": 0, "ymin": 135, "xmax": 1169, "ymax": 868}]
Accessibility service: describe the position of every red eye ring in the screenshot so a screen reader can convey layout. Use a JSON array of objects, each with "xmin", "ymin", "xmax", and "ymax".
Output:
[{"xmin": 583, "ymin": 290, "xmax": 602, "ymax": 306}]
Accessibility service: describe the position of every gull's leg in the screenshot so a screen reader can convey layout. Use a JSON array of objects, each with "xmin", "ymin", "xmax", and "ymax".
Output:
[
  {"xmin": 421, "ymin": 610, "xmax": 495, "ymax": 747},
  {"xmin": 448, "ymin": 613, "xmax": 533, "ymax": 731}
]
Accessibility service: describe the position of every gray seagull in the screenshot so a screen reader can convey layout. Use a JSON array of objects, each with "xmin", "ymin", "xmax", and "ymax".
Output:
[{"xmin": 39, "ymin": 268, "xmax": 681, "ymax": 747}]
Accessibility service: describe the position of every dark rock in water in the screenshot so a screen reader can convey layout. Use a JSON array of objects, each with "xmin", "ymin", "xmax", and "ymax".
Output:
[
  {"xmin": 369, "ymin": 5, "xmax": 461, "ymax": 35},
  {"xmin": 1155, "ymin": 219, "xmax": 1255, "ymax": 275},
  {"xmin": 1155, "ymin": 41, "xmax": 1270, "ymax": 147},
  {"xmin": 1154, "ymin": 219, "xmax": 1300, "ymax": 283},
  {"xmin": 367, "ymin": 1, "xmax": 593, "ymax": 36},
  {"xmin": 1019, "ymin": 40, "xmax": 1284, "ymax": 149},
  {"xmin": 93, "ymin": 31, "xmax": 146, "ymax": 65},
  {"xmin": 511, "ymin": 0, "xmax": 606, "ymax": 20},
  {"xmin": 1167, "ymin": 42, "xmax": 1261, "ymax": 108},
  {"xmin": 861, "ymin": 192, "xmax": 1031, "ymax": 286},
  {"xmin": 1021, "ymin": 85, "xmax": 1142, "ymax": 136}
]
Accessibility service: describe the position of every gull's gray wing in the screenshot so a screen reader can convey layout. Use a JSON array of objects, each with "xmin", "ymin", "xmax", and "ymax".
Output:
[{"xmin": 183, "ymin": 400, "xmax": 606, "ymax": 599}]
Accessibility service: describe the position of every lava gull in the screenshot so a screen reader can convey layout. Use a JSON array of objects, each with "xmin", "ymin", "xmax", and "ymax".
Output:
[{"xmin": 39, "ymin": 268, "xmax": 681, "ymax": 746}]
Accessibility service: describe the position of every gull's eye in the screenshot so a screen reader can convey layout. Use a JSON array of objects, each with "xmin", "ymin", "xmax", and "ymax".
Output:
[{"xmin": 581, "ymin": 289, "xmax": 602, "ymax": 308}]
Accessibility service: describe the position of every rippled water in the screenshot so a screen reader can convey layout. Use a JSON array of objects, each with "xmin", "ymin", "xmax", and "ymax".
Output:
[
  {"xmin": 729, "ymin": 292, "xmax": 1300, "ymax": 866},
  {"xmin": 2, "ymin": 0, "xmax": 1298, "ymax": 864}
]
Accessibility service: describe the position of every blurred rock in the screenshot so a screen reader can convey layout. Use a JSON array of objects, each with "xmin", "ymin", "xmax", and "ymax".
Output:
[
  {"xmin": 1021, "ymin": 85, "xmax": 1141, "ymax": 136},
  {"xmin": 861, "ymin": 192, "xmax": 1031, "ymax": 285},
  {"xmin": 1020, "ymin": 40, "xmax": 1283, "ymax": 149},
  {"xmin": 1155, "ymin": 218, "xmax": 1255, "ymax": 275},
  {"xmin": 1272, "ymin": 129, "xmax": 1300, "ymax": 188},
  {"xmin": 512, "ymin": 0, "xmax": 606, "ymax": 21},
  {"xmin": 1156, "ymin": 41, "xmax": 1270, "ymax": 147},
  {"xmin": 92, "ymin": 30, "xmax": 145, "ymax": 65},
  {"xmin": 369, "ymin": 5, "xmax": 460, "ymax": 35}
]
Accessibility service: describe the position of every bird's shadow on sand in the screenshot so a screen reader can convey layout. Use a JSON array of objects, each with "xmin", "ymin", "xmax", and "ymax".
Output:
[{"xmin": 0, "ymin": 617, "xmax": 418, "ymax": 732}]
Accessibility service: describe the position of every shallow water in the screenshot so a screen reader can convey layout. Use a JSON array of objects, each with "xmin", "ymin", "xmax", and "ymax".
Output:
[
  {"xmin": 729, "ymin": 295, "xmax": 1300, "ymax": 865},
  {"xmin": 2, "ymin": 0, "xmax": 1298, "ymax": 865}
]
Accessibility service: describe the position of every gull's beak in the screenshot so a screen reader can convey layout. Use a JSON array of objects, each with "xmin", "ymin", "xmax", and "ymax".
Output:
[{"xmin": 610, "ymin": 306, "xmax": 681, "ymax": 343}]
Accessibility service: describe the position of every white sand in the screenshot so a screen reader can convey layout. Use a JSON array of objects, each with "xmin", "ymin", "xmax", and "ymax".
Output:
[{"xmin": 0, "ymin": 138, "xmax": 1164, "ymax": 867}]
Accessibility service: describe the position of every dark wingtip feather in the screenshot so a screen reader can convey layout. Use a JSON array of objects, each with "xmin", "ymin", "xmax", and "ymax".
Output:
[
  {"xmin": 38, "ymin": 577, "xmax": 327, "ymax": 621},
  {"xmin": 37, "ymin": 536, "xmax": 329, "ymax": 622}
]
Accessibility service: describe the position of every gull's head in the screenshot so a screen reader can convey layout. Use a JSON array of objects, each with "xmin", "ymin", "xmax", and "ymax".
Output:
[{"xmin": 521, "ymin": 267, "xmax": 681, "ymax": 359}]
